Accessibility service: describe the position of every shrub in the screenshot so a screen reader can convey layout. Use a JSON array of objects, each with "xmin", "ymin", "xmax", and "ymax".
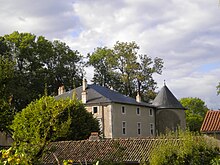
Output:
[
  {"xmin": 149, "ymin": 130, "xmax": 219, "ymax": 165},
  {"xmin": 6, "ymin": 96, "xmax": 99, "ymax": 164}
]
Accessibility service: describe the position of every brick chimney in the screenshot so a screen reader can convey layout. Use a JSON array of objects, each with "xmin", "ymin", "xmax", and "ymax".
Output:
[
  {"xmin": 58, "ymin": 85, "xmax": 65, "ymax": 95},
  {"xmin": 89, "ymin": 132, "xmax": 99, "ymax": 141},
  {"xmin": 81, "ymin": 79, "xmax": 87, "ymax": 103}
]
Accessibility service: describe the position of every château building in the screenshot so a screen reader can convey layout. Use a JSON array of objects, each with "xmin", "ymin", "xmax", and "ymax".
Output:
[{"xmin": 56, "ymin": 79, "xmax": 186, "ymax": 138}]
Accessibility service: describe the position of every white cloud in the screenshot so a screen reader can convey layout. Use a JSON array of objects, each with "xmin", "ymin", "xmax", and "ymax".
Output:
[
  {"xmin": 155, "ymin": 67, "xmax": 220, "ymax": 109},
  {"xmin": 0, "ymin": 0, "xmax": 79, "ymax": 39}
]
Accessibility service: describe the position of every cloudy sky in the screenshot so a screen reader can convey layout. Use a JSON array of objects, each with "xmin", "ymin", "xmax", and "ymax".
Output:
[{"xmin": 1, "ymin": 0, "xmax": 220, "ymax": 109}]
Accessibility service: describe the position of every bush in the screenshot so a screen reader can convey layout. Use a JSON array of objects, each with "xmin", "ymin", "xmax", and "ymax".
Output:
[
  {"xmin": 6, "ymin": 96, "xmax": 99, "ymax": 164},
  {"xmin": 149, "ymin": 130, "xmax": 219, "ymax": 165}
]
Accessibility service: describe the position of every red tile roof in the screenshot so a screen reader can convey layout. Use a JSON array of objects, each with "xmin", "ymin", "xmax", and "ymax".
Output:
[
  {"xmin": 201, "ymin": 110, "xmax": 220, "ymax": 133},
  {"xmin": 42, "ymin": 138, "xmax": 181, "ymax": 164}
]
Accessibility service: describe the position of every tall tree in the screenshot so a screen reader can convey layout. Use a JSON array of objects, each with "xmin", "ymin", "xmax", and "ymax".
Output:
[
  {"xmin": 88, "ymin": 41, "xmax": 163, "ymax": 101},
  {"xmin": 113, "ymin": 41, "xmax": 140, "ymax": 96},
  {"xmin": 0, "ymin": 55, "xmax": 15, "ymax": 133},
  {"xmin": 88, "ymin": 47, "xmax": 115, "ymax": 87},
  {"xmin": 0, "ymin": 31, "xmax": 83, "ymax": 112},
  {"xmin": 137, "ymin": 55, "xmax": 163, "ymax": 101},
  {"xmin": 0, "ymin": 36, "xmax": 15, "ymax": 133},
  {"xmin": 179, "ymin": 97, "xmax": 208, "ymax": 132}
]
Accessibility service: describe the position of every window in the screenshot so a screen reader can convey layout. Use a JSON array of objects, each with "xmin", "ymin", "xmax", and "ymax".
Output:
[
  {"xmin": 136, "ymin": 107, "xmax": 140, "ymax": 115},
  {"xmin": 149, "ymin": 108, "xmax": 153, "ymax": 116},
  {"xmin": 92, "ymin": 106, "xmax": 98, "ymax": 114},
  {"xmin": 122, "ymin": 121, "xmax": 126, "ymax": 135},
  {"xmin": 137, "ymin": 122, "xmax": 141, "ymax": 135},
  {"xmin": 150, "ymin": 123, "xmax": 154, "ymax": 136},
  {"xmin": 121, "ymin": 106, "xmax": 126, "ymax": 114}
]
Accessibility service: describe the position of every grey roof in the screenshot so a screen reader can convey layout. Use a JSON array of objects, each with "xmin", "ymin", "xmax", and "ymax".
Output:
[
  {"xmin": 56, "ymin": 84, "xmax": 153, "ymax": 107},
  {"xmin": 152, "ymin": 85, "xmax": 185, "ymax": 109}
]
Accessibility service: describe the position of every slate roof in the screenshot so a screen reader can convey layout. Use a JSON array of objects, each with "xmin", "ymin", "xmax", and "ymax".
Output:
[
  {"xmin": 201, "ymin": 110, "xmax": 220, "ymax": 133},
  {"xmin": 56, "ymin": 84, "xmax": 152, "ymax": 107},
  {"xmin": 152, "ymin": 85, "xmax": 185, "ymax": 109},
  {"xmin": 42, "ymin": 138, "xmax": 181, "ymax": 164}
]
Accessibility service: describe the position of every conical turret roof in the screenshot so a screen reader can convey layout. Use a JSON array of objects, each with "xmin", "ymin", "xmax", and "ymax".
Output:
[{"xmin": 152, "ymin": 85, "xmax": 185, "ymax": 109}]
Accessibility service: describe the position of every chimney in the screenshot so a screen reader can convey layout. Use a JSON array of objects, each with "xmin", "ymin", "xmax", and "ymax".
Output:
[
  {"xmin": 89, "ymin": 132, "xmax": 100, "ymax": 141},
  {"xmin": 81, "ymin": 79, "xmax": 87, "ymax": 103},
  {"xmin": 82, "ymin": 78, "xmax": 87, "ymax": 91},
  {"xmin": 136, "ymin": 80, "xmax": 141, "ymax": 102},
  {"xmin": 136, "ymin": 92, "xmax": 141, "ymax": 103},
  {"xmin": 58, "ymin": 85, "xmax": 65, "ymax": 95}
]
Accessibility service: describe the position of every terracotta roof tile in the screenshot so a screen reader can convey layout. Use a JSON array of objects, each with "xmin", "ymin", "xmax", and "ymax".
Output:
[
  {"xmin": 201, "ymin": 110, "xmax": 220, "ymax": 133},
  {"xmin": 42, "ymin": 138, "xmax": 181, "ymax": 164}
]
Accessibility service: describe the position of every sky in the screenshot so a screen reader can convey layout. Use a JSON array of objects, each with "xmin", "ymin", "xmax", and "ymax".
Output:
[{"xmin": 0, "ymin": 0, "xmax": 220, "ymax": 109}]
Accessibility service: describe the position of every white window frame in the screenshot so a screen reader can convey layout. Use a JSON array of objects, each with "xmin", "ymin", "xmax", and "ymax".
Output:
[
  {"xmin": 121, "ymin": 106, "xmax": 126, "ymax": 114},
  {"xmin": 137, "ymin": 122, "xmax": 141, "ymax": 135},
  {"xmin": 136, "ymin": 107, "xmax": 140, "ymax": 115},
  {"xmin": 150, "ymin": 123, "xmax": 154, "ymax": 136},
  {"xmin": 149, "ymin": 108, "xmax": 153, "ymax": 116},
  {"xmin": 92, "ymin": 106, "xmax": 99, "ymax": 114},
  {"xmin": 122, "ymin": 121, "xmax": 126, "ymax": 135}
]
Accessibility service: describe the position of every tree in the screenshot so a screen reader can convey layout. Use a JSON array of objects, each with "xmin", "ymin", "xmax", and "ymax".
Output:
[
  {"xmin": 0, "ymin": 31, "xmax": 83, "ymax": 112},
  {"xmin": 9, "ymin": 96, "xmax": 99, "ymax": 164},
  {"xmin": 179, "ymin": 97, "xmax": 208, "ymax": 132},
  {"xmin": 217, "ymin": 82, "xmax": 220, "ymax": 95},
  {"xmin": 149, "ymin": 130, "xmax": 219, "ymax": 165},
  {"xmin": 87, "ymin": 47, "xmax": 115, "ymax": 87},
  {"xmin": 88, "ymin": 41, "xmax": 163, "ymax": 101},
  {"xmin": 0, "ymin": 51, "xmax": 15, "ymax": 133},
  {"xmin": 137, "ymin": 55, "xmax": 163, "ymax": 101},
  {"xmin": 112, "ymin": 41, "xmax": 140, "ymax": 96}
]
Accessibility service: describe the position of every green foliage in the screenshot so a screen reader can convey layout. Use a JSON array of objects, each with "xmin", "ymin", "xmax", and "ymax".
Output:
[
  {"xmin": 179, "ymin": 97, "xmax": 208, "ymax": 132},
  {"xmin": 88, "ymin": 47, "xmax": 116, "ymax": 88},
  {"xmin": 88, "ymin": 41, "xmax": 163, "ymax": 101},
  {"xmin": 0, "ymin": 147, "xmax": 29, "ymax": 165},
  {"xmin": 9, "ymin": 96, "xmax": 99, "ymax": 164},
  {"xmin": 56, "ymin": 98, "xmax": 100, "ymax": 141},
  {"xmin": 217, "ymin": 82, "xmax": 220, "ymax": 95},
  {"xmin": 0, "ymin": 31, "xmax": 83, "ymax": 112},
  {"xmin": 149, "ymin": 130, "xmax": 219, "ymax": 165},
  {"xmin": 0, "ymin": 55, "xmax": 15, "ymax": 133},
  {"xmin": 211, "ymin": 155, "xmax": 220, "ymax": 165},
  {"xmin": 0, "ymin": 99, "xmax": 14, "ymax": 134},
  {"xmin": 63, "ymin": 159, "xmax": 74, "ymax": 165}
]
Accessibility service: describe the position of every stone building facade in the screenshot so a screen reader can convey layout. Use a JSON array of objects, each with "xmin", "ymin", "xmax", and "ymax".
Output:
[{"xmin": 56, "ymin": 80, "xmax": 186, "ymax": 138}]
